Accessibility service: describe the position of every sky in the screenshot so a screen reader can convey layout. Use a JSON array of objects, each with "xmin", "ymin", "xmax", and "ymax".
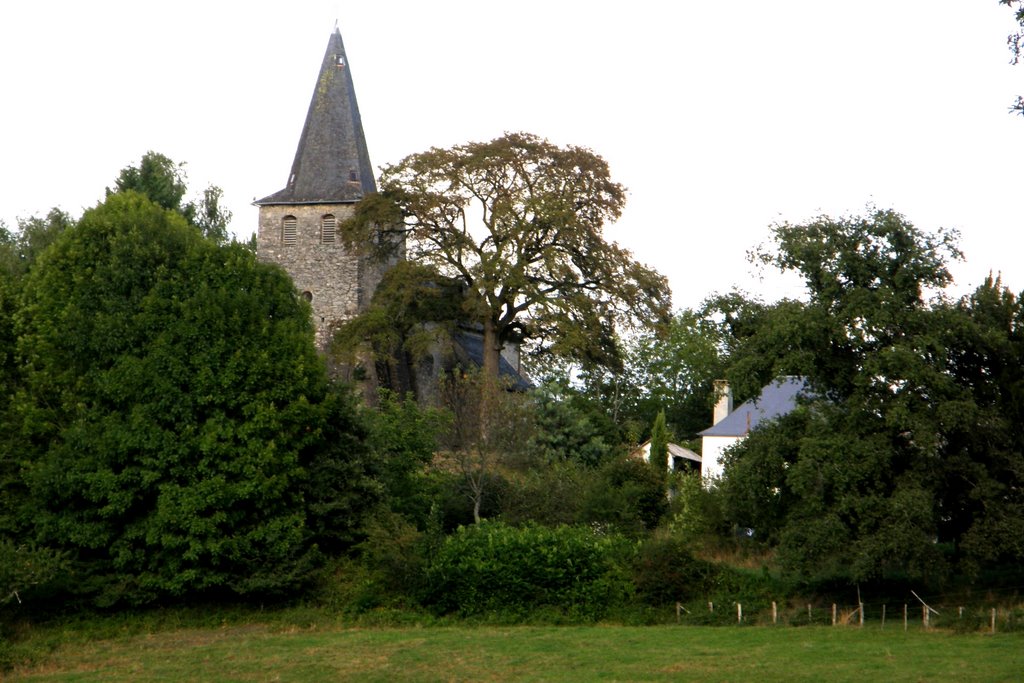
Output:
[{"xmin": 2, "ymin": 1, "xmax": 1022, "ymax": 311}]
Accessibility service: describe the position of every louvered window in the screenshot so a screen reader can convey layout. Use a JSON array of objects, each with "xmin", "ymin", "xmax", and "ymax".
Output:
[
  {"xmin": 321, "ymin": 214, "xmax": 336, "ymax": 244},
  {"xmin": 282, "ymin": 216, "xmax": 297, "ymax": 245}
]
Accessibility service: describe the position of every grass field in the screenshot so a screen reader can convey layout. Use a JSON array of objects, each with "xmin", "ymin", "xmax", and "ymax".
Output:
[{"xmin": 8, "ymin": 621, "xmax": 1024, "ymax": 682}]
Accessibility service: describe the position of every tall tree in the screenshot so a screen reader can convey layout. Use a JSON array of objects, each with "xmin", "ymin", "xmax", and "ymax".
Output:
[
  {"xmin": 109, "ymin": 151, "xmax": 232, "ymax": 244},
  {"xmin": 648, "ymin": 410, "xmax": 669, "ymax": 477},
  {"xmin": 618, "ymin": 308, "xmax": 725, "ymax": 441},
  {"xmin": 719, "ymin": 208, "xmax": 978, "ymax": 582},
  {"xmin": 6, "ymin": 191, "xmax": 372, "ymax": 605},
  {"xmin": 341, "ymin": 132, "xmax": 671, "ymax": 379}
]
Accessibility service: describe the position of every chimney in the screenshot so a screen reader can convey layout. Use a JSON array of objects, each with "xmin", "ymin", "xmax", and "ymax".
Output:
[{"xmin": 712, "ymin": 380, "xmax": 733, "ymax": 425}]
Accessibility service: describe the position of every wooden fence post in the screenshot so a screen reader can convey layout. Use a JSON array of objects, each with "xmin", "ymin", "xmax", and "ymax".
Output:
[
  {"xmin": 859, "ymin": 603, "xmax": 865, "ymax": 627},
  {"xmin": 923, "ymin": 605, "xmax": 929, "ymax": 629},
  {"xmin": 737, "ymin": 603, "xmax": 742, "ymax": 624},
  {"xmin": 881, "ymin": 604, "xmax": 886, "ymax": 629},
  {"xmin": 708, "ymin": 601, "xmax": 714, "ymax": 614},
  {"xmin": 772, "ymin": 601, "xmax": 777, "ymax": 625},
  {"xmin": 831, "ymin": 603, "xmax": 837, "ymax": 626},
  {"xmin": 807, "ymin": 604, "xmax": 812, "ymax": 623},
  {"xmin": 991, "ymin": 608, "xmax": 997, "ymax": 635},
  {"xmin": 903, "ymin": 604, "xmax": 908, "ymax": 632}
]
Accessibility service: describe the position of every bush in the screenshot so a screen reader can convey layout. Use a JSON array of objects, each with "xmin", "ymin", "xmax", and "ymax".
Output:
[
  {"xmin": 631, "ymin": 533, "xmax": 719, "ymax": 606},
  {"xmin": 580, "ymin": 456, "xmax": 668, "ymax": 536},
  {"xmin": 425, "ymin": 521, "xmax": 633, "ymax": 619}
]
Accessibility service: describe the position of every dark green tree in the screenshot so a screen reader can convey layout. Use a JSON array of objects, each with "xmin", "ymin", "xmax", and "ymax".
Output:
[
  {"xmin": 719, "ymin": 208, "xmax": 975, "ymax": 582},
  {"xmin": 109, "ymin": 151, "xmax": 232, "ymax": 244},
  {"xmin": 648, "ymin": 410, "xmax": 669, "ymax": 477},
  {"xmin": 6, "ymin": 191, "xmax": 371, "ymax": 605},
  {"xmin": 618, "ymin": 308, "xmax": 725, "ymax": 441},
  {"xmin": 109, "ymin": 152, "xmax": 188, "ymax": 212}
]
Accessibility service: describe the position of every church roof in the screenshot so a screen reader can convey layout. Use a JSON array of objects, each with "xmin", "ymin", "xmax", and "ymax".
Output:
[
  {"xmin": 699, "ymin": 376, "xmax": 808, "ymax": 437},
  {"xmin": 256, "ymin": 28, "xmax": 377, "ymax": 206}
]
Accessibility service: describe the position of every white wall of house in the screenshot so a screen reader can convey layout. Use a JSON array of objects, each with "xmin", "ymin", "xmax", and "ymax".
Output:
[{"xmin": 701, "ymin": 435, "xmax": 741, "ymax": 481}]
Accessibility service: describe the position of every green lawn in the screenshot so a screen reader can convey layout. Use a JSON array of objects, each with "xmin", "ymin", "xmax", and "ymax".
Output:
[{"xmin": 9, "ymin": 623, "xmax": 1023, "ymax": 682}]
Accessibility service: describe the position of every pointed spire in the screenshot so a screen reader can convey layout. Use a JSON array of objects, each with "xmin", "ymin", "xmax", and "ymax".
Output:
[{"xmin": 256, "ymin": 28, "xmax": 376, "ymax": 205}]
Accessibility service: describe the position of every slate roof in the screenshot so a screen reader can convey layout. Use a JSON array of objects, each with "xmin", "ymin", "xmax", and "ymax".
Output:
[
  {"xmin": 699, "ymin": 376, "xmax": 808, "ymax": 437},
  {"xmin": 631, "ymin": 441, "xmax": 702, "ymax": 464},
  {"xmin": 453, "ymin": 331, "xmax": 533, "ymax": 391},
  {"xmin": 256, "ymin": 28, "xmax": 377, "ymax": 205}
]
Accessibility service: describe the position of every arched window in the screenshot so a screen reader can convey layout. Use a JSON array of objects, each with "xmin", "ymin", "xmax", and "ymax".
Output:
[
  {"xmin": 321, "ymin": 214, "xmax": 336, "ymax": 244},
  {"xmin": 282, "ymin": 215, "xmax": 297, "ymax": 245}
]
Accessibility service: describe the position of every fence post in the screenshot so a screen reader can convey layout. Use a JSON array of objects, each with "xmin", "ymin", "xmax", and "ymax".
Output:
[
  {"xmin": 737, "ymin": 603, "xmax": 742, "ymax": 624},
  {"xmin": 859, "ymin": 603, "xmax": 865, "ymax": 627},
  {"xmin": 991, "ymin": 608, "xmax": 997, "ymax": 635},
  {"xmin": 923, "ymin": 605, "xmax": 929, "ymax": 629},
  {"xmin": 807, "ymin": 604, "xmax": 812, "ymax": 623},
  {"xmin": 831, "ymin": 603, "xmax": 837, "ymax": 626},
  {"xmin": 708, "ymin": 601, "xmax": 714, "ymax": 614},
  {"xmin": 676, "ymin": 602, "xmax": 681, "ymax": 624},
  {"xmin": 881, "ymin": 604, "xmax": 886, "ymax": 630},
  {"xmin": 772, "ymin": 601, "xmax": 777, "ymax": 625},
  {"xmin": 903, "ymin": 604, "xmax": 907, "ymax": 632}
]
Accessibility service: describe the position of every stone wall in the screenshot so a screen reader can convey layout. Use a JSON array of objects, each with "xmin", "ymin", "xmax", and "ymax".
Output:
[{"xmin": 257, "ymin": 202, "xmax": 390, "ymax": 349}]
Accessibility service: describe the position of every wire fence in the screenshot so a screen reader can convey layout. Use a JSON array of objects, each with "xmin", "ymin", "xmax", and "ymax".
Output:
[{"xmin": 673, "ymin": 588, "xmax": 1024, "ymax": 633}]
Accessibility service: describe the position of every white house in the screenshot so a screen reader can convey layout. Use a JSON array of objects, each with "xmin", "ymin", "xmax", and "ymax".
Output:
[{"xmin": 699, "ymin": 377, "xmax": 808, "ymax": 481}]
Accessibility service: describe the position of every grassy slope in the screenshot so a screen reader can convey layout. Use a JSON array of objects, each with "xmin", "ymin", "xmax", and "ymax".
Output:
[{"xmin": 10, "ymin": 623, "xmax": 1024, "ymax": 682}]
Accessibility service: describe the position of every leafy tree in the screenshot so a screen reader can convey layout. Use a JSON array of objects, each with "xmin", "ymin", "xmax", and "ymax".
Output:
[
  {"xmin": 363, "ymin": 390, "xmax": 450, "ymax": 526},
  {"xmin": 109, "ymin": 151, "xmax": 232, "ymax": 244},
  {"xmin": 341, "ymin": 132, "xmax": 671, "ymax": 380},
  {"xmin": 331, "ymin": 261, "xmax": 463, "ymax": 396},
  {"xmin": 0, "ymin": 210, "xmax": 76, "ymax": 279},
  {"xmin": 526, "ymin": 380, "xmax": 618, "ymax": 467},
  {"xmin": 109, "ymin": 151, "xmax": 188, "ymax": 212},
  {"xmin": 1001, "ymin": 0, "xmax": 1024, "ymax": 114},
  {"xmin": 6, "ymin": 191, "xmax": 371, "ymax": 605},
  {"xmin": 619, "ymin": 308, "xmax": 725, "ymax": 440},
  {"xmin": 719, "ymin": 208, "xmax": 974, "ymax": 582}
]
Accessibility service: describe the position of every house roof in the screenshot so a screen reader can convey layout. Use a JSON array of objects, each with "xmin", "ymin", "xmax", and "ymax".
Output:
[
  {"xmin": 631, "ymin": 440, "xmax": 702, "ymax": 464},
  {"xmin": 699, "ymin": 376, "xmax": 808, "ymax": 437},
  {"xmin": 452, "ymin": 331, "xmax": 533, "ymax": 391},
  {"xmin": 255, "ymin": 28, "xmax": 377, "ymax": 206}
]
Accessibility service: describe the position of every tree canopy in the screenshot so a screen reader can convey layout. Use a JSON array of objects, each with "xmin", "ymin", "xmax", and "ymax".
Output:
[
  {"xmin": 717, "ymin": 208, "xmax": 1024, "ymax": 584},
  {"xmin": 341, "ymin": 132, "xmax": 671, "ymax": 379},
  {"xmin": 3, "ymin": 192, "xmax": 374, "ymax": 605},
  {"xmin": 109, "ymin": 151, "xmax": 233, "ymax": 244}
]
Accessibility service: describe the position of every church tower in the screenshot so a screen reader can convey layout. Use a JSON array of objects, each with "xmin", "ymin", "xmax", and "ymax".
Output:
[{"xmin": 255, "ymin": 27, "xmax": 392, "ymax": 348}]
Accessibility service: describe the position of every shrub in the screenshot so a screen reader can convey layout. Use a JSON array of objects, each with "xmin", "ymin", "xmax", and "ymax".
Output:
[
  {"xmin": 425, "ymin": 521, "xmax": 633, "ymax": 619},
  {"xmin": 631, "ymin": 533, "xmax": 719, "ymax": 606}
]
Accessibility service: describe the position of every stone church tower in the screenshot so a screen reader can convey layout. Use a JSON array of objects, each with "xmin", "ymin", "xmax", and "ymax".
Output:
[{"xmin": 255, "ymin": 28, "xmax": 394, "ymax": 349}]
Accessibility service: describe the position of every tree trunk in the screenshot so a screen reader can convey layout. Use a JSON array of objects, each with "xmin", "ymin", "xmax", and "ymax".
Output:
[{"xmin": 482, "ymin": 317, "xmax": 501, "ymax": 380}]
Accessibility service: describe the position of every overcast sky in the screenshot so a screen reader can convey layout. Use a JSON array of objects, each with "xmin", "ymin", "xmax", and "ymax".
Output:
[{"xmin": 2, "ymin": 1, "xmax": 1022, "ymax": 310}]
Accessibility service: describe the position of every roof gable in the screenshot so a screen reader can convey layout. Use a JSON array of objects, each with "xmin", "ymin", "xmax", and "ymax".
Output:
[
  {"xmin": 699, "ymin": 376, "xmax": 808, "ymax": 437},
  {"xmin": 256, "ymin": 28, "xmax": 377, "ymax": 206}
]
